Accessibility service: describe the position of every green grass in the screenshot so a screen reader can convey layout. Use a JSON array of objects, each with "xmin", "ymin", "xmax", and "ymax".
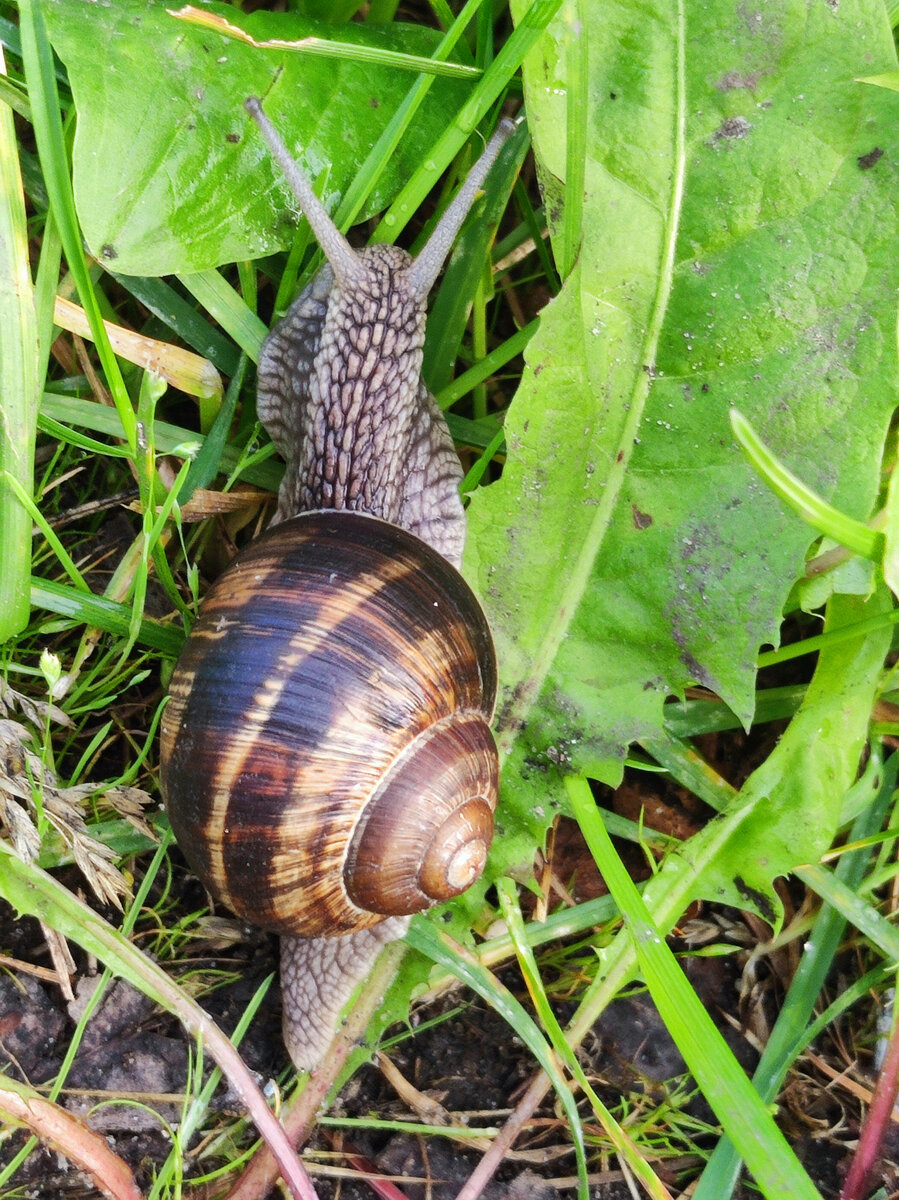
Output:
[{"xmin": 2, "ymin": 2, "xmax": 899, "ymax": 1199}]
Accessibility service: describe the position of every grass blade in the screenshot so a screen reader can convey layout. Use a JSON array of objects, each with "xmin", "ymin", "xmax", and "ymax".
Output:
[
  {"xmin": 731, "ymin": 409, "xmax": 882, "ymax": 559},
  {"xmin": 0, "ymin": 44, "xmax": 39, "ymax": 639},
  {"xmin": 405, "ymin": 917, "xmax": 591, "ymax": 1200},
  {"xmin": 495, "ymin": 877, "xmax": 674, "ymax": 1199},
  {"xmin": 18, "ymin": 0, "xmax": 135, "ymax": 453},
  {"xmin": 693, "ymin": 749, "xmax": 899, "ymax": 1198},
  {"xmin": 371, "ymin": 0, "xmax": 563, "ymax": 241},
  {"xmin": 566, "ymin": 775, "xmax": 824, "ymax": 1200}
]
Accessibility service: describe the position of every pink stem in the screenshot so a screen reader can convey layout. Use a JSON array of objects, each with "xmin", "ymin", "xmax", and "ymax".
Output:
[{"xmin": 840, "ymin": 1002, "xmax": 899, "ymax": 1200}]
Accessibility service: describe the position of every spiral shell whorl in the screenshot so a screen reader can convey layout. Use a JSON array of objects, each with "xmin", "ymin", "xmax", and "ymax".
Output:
[{"xmin": 345, "ymin": 711, "xmax": 497, "ymax": 914}]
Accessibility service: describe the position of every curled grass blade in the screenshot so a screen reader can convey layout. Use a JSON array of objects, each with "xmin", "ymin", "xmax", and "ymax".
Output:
[{"xmin": 731, "ymin": 409, "xmax": 882, "ymax": 560}]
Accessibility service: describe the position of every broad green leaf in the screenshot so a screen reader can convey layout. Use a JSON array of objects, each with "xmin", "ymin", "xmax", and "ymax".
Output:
[
  {"xmin": 684, "ymin": 585, "xmax": 893, "ymax": 922},
  {"xmin": 42, "ymin": 0, "xmax": 470, "ymax": 274},
  {"xmin": 467, "ymin": 0, "xmax": 899, "ymax": 884}
]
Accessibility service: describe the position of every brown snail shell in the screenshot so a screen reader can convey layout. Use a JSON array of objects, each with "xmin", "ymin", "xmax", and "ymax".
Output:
[{"xmin": 159, "ymin": 509, "xmax": 498, "ymax": 937}]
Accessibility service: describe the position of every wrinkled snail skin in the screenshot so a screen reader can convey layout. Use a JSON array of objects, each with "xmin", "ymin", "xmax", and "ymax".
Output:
[
  {"xmin": 279, "ymin": 916, "xmax": 411, "ymax": 1069},
  {"xmin": 160, "ymin": 99, "xmax": 511, "ymax": 1071},
  {"xmin": 257, "ymin": 247, "xmax": 468, "ymax": 569}
]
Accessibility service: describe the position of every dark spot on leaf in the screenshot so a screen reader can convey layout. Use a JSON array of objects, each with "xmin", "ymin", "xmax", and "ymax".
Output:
[
  {"xmin": 226, "ymin": 132, "xmax": 240, "ymax": 144},
  {"xmin": 609, "ymin": 91, "xmax": 617, "ymax": 100},
  {"xmin": 617, "ymin": 449, "xmax": 624, "ymax": 462},
  {"xmin": 715, "ymin": 70, "xmax": 762, "ymax": 92},
  {"xmin": 370, "ymin": 97, "xmax": 380, "ymax": 108},
  {"xmin": 857, "ymin": 147, "xmax": 883, "ymax": 170},
  {"xmin": 100, "ymin": 244, "xmax": 118, "ymax": 261},
  {"xmin": 679, "ymin": 646, "xmax": 708, "ymax": 685},
  {"xmin": 734, "ymin": 875, "xmax": 776, "ymax": 924},
  {"xmin": 669, "ymin": 615, "xmax": 718, "ymax": 689},
  {"xmin": 495, "ymin": 682, "xmax": 532, "ymax": 735},
  {"xmin": 632, "ymin": 504, "xmax": 653, "ymax": 530},
  {"xmin": 701, "ymin": 382, "xmax": 710, "ymax": 393},
  {"xmin": 521, "ymin": 752, "xmax": 550, "ymax": 775},
  {"xmin": 711, "ymin": 116, "xmax": 751, "ymax": 143}
]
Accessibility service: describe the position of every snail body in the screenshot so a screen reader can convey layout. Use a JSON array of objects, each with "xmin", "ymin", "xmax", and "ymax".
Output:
[{"xmin": 161, "ymin": 99, "xmax": 511, "ymax": 1069}]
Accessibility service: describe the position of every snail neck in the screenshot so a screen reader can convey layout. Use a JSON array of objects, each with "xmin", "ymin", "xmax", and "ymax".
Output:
[{"xmin": 300, "ymin": 243, "xmax": 425, "ymax": 525}]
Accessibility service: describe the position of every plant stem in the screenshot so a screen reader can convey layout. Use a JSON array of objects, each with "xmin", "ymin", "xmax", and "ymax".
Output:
[{"xmin": 839, "ymin": 992, "xmax": 899, "ymax": 1200}]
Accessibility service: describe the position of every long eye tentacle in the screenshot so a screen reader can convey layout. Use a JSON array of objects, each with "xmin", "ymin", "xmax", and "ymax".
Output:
[{"xmin": 245, "ymin": 96, "xmax": 365, "ymax": 289}]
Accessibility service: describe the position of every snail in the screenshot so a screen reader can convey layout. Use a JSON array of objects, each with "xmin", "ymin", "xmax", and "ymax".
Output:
[{"xmin": 160, "ymin": 98, "xmax": 512, "ymax": 1069}]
